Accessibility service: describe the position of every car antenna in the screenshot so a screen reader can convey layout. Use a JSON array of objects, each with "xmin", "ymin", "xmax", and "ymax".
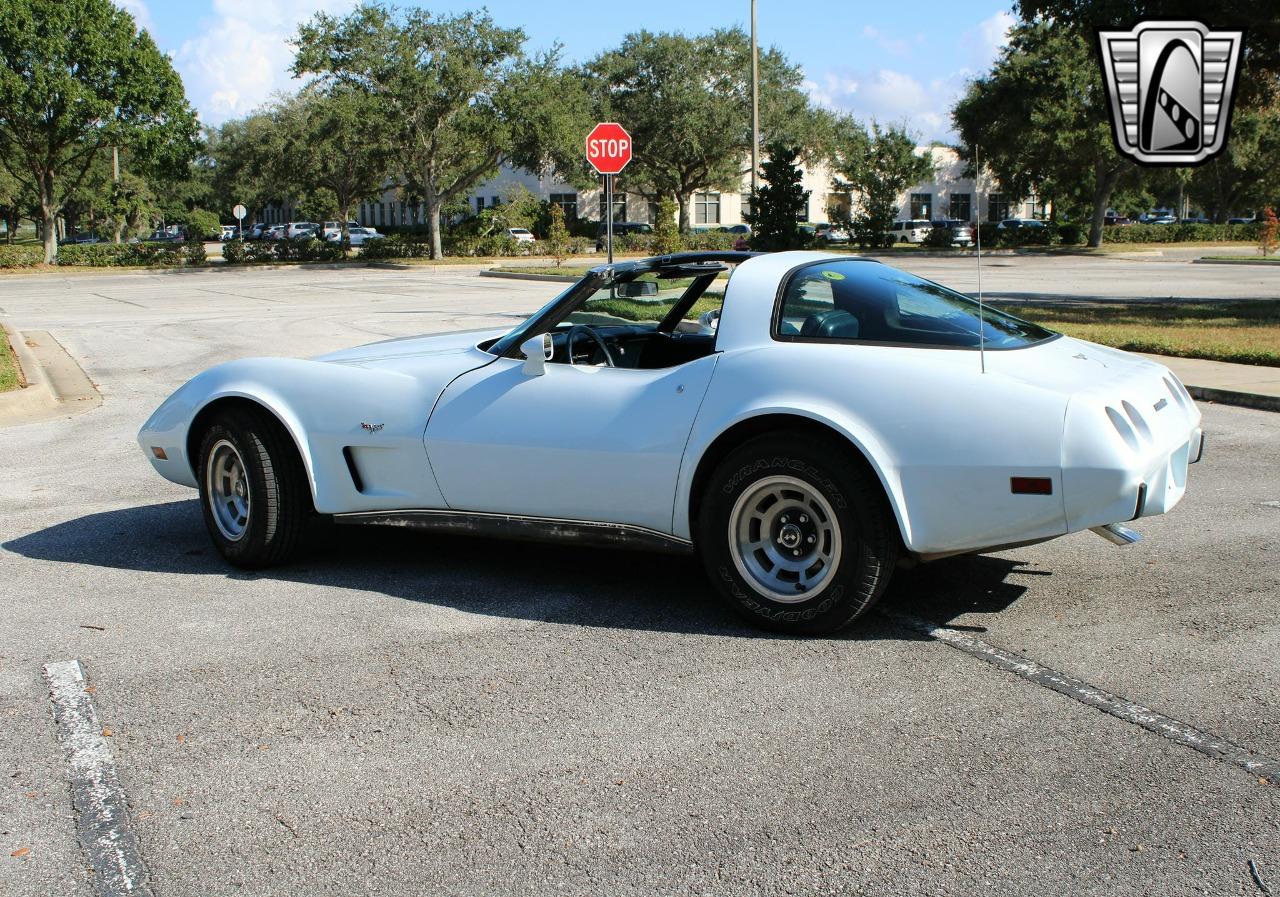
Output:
[{"xmin": 975, "ymin": 143, "xmax": 986, "ymax": 375}]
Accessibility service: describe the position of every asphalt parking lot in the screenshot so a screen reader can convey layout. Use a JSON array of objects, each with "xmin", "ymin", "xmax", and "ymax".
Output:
[{"xmin": 1, "ymin": 257, "xmax": 1278, "ymax": 896}]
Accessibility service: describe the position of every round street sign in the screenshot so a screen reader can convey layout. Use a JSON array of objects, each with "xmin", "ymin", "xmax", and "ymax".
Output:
[
  {"xmin": 585, "ymin": 123, "xmax": 632, "ymax": 175},
  {"xmin": 232, "ymin": 204, "xmax": 247, "ymax": 220}
]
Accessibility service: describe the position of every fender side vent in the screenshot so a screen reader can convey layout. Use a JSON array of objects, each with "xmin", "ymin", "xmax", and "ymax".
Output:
[{"xmin": 342, "ymin": 447, "xmax": 365, "ymax": 493}]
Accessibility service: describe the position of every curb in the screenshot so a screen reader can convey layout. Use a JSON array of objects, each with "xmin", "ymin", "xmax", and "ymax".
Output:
[
  {"xmin": 1186, "ymin": 385, "xmax": 1280, "ymax": 413},
  {"xmin": 1192, "ymin": 257, "xmax": 1280, "ymax": 266},
  {"xmin": 479, "ymin": 269, "xmax": 580, "ymax": 283},
  {"xmin": 0, "ymin": 326, "xmax": 102, "ymax": 426}
]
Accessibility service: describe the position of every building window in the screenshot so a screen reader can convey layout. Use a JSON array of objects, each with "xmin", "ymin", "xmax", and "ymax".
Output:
[
  {"xmin": 988, "ymin": 193, "xmax": 1009, "ymax": 222},
  {"xmin": 949, "ymin": 193, "xmax": 972, "ymax": 221},
  {"xmin": 910, "ymin": 193, "xmax": 932, "ymax": 220},
  {"xmin": 798, "ymin": 201, "xmax": 809, "ymax": 223},
  {"xmin": 476, "ymin": 196, "xmax": 485, "ymax": 213},
  {"xmin": 549, "ymin": 193, "xmax": 578, "ymax": 220},
  {"xmin": 491, "ymin": 196, "xmax": 500, "ymax": 208},
  {"xmin": 695, "ymin": 191, "xmax": 721, "ymax": 225},
  {"xmin": 741, "ymin": 194, "xmax": 752, "ymax": 220},
  {"xmin": 647, "ymin": 201, "xmax": 659, "ymax": 224},
  {"xmin": 610, "ymin": 193, "xmax": 626, "ymax": 222}
]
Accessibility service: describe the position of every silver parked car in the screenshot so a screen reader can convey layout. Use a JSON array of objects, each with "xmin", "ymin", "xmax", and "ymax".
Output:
[{"xmin": 930, "ymin": 219, "xmax": 974, "ymax": 245}]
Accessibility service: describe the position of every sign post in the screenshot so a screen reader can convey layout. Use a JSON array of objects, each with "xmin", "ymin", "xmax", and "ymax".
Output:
[
  {"xmin": 585, "ymin": 123, "xmax": 632, "ymax": 265},
  {"xmin": 232, "ymin": 203, "xmax": 247, "ymax": 239}
]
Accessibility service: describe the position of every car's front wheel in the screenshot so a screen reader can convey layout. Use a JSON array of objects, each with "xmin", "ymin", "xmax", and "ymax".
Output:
[
  {"xmin": 197, "ymin": 406, "xmax": 309, "ymax": 569},
  {"xmin": 697, "ymin": 433, "xmax": 898, "ymax": 635}
]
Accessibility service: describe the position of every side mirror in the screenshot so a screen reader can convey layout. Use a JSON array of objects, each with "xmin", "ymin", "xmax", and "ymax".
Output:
[
  {"xmin": 521, "ymin": 333, "xmax": 553, "ymax": 376},
  {"xmin": 615, "ymin": 280, "xmax": 658, "ymax": 298}
]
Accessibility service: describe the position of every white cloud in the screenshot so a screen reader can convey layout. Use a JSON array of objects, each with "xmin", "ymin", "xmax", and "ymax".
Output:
[
  {"xmin": 113, "ymin": 0, "xmax": 154, "ymax": 34},
  {"xmin": 174, "ymin": 0, "xmax": 355, "ymax": 124},
  {"xmin": 803, "ymin": 9, "xmax": 1016, "ymax": 142},
  {"xmin": 968, "ymin": 10, "xmax": 1015, "ymax": 70},
  {"xmin": 804, "ymin": 68, "xmax": 963, "ymax": 141}
]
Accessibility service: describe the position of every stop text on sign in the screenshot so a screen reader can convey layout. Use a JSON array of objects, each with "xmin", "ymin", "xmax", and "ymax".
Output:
[{"xmin": 585, "ymin": 122, "xmax": 633, "ymax": 175}]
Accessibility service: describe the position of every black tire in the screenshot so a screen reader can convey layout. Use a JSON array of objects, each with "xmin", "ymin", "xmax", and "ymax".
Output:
[
  {"xmin": 696, "ymin": 433, "xmax": 899, "ymax": 635},
  {"xmin": 196, "ymin": 406, "xmax": 310, "ymax": 569}
]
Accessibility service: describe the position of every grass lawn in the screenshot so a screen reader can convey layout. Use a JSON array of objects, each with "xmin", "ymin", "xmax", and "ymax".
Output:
[
  {"xmin": 0, "ymin": 329, "xmax": 23, "ymax": 392},
  {"xmin": 994, "ymin": 300, "xmax": 1280, "ymax": 367}
]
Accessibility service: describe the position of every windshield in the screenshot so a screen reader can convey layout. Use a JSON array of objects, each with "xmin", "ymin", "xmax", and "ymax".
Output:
[{"xmin": 776, "ymin": 259, "xmax": 1055, "ymax": 349}]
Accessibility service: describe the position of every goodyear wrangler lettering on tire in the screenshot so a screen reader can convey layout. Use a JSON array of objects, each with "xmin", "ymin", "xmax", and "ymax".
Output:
[{"xmin": 699, "ymin": 433, "xmax": 896, "ymax": 635}]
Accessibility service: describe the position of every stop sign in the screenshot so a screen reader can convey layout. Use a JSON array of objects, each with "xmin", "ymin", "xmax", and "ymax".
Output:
[{"xmin": 585, "ymin": 122, "xmax": 632, "ymax": 175}]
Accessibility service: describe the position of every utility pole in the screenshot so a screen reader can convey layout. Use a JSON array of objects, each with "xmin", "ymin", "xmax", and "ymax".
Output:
[
  {"xmin": 112, "ymin": 146, "xmax": 120, "ymax": 182},
  {"xmin": 750, "ymin": 0, "xmax": 760, "ymax": 201}
]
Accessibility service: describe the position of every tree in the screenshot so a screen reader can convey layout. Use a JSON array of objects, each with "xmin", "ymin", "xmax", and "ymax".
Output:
[
  {"xmin": 1187, "ymin": 106, "xmax": 1280, "ymax": 221},
  {"xmin": 0, "ymin": 0, "xmax": 198, "ymax": 261},
  {"xmin": 0, "ymin": 160, "xmax": 33, "ymax": 243},
  {"xmin": 272, "ymin": 86, "xmax": 395, "ymax": 249},
  {"xmin": 545, "ymin": 202, "xmax": 570, "ymax": 266},
  {"xmin": 745, "ymin": 143, "xmax": 810, "ymax": 251},
  {"xmin": 210, "ymin": 113, "xmax": 284, "ymax": 228},
  {"xmin": 1260, "ymin": 207, "xmax": 1278, "ymax": 257},
  {"xmin": 294, "ymin": 5, "xmax": 591, "ymax": 259},
  {"xmin": 831, "ymin": 122, "xmax": 933, "ymax": 248},
  {"xmin": 952, "ymin": 20, "xmax": 1139, "ymax": 247},
  {"xmin": 586, "ymin": 29, "xmax": 833, "ymax": 231},
  {"xmin": 653, "ymin": 197, "xmax": 680, "ymax": 254}
]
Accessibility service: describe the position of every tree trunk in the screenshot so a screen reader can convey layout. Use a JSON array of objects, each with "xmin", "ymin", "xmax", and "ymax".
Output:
[
  {"xmin": 338, "ymin": 200, "xmax": 352, "ymax": 252},
  {"xmin": 425, "ymin": 185, "xmax": 443, "ymax": 259},
  {"xmin": 677, "ymin": 193, "xmax": 691, "ymax": 232},
  {"xmin": 40, "ymin": 170, "xmax": 58, "ymax": 263},
  {"xmin": 1087, "ymin": 165, "xmax": 1122, "ymax": 248}
]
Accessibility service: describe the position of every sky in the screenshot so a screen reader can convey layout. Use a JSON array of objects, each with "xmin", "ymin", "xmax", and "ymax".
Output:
[{"xmin": 116, "ymin": 0, "xmax": 1016, "ymax": 141}]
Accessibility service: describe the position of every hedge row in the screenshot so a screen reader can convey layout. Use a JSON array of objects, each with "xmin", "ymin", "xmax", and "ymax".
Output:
[
  {"xmin": 56, "ymin": 241, "xmax": 207, "ymax": 267},
  {"xmin": 222, "ymin": 238, "xmax": 345, "ymax": 264},
  {"xmin": 0, "ymin": 245, "xmax": 44, "ymax": 268},
  {"xmin": 1100, "ymin": 222, "xmax": 1260, "ymax": 243}
]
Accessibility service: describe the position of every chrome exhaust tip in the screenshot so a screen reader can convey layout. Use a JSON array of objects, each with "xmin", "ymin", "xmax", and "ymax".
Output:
[{"xmin": 1090, "ymin": 523, "xmax": 1142, "ymax": 546}]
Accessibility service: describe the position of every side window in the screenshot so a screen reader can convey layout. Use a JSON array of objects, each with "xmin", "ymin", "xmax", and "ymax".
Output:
[{"xmin": 777, "ymin": 273, "xmax": 838, "ymax": 337}]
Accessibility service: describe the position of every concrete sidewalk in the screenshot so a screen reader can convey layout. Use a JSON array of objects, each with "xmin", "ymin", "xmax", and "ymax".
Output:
[{"xmin": 1143, "ymin": 353, "xmax": 1280, "ymax": 412}]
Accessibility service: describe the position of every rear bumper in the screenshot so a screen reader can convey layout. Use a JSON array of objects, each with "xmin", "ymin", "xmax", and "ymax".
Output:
[{"xmin": 1061, "ymin": 377, "xmax": 1202, "ymax": 532}]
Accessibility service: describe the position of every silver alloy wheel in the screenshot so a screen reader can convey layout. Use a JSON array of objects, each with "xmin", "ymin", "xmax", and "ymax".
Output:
[
  {"xmin": 728, "ymin": 475, "xmax": 842, "ymax": 603},
  {"xmin": 206, "ymin": 438, "xmax": 251, "ymax": 542}
]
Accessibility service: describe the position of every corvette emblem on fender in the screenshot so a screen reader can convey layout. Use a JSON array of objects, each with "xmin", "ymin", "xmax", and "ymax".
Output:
[
  {"xmin": 1098, "ymin": 21, "xmax": 1243, "ymax": 166},
  {"xmin": 360, "ymin": 422, "xmax": 384, "ymax": 433}
]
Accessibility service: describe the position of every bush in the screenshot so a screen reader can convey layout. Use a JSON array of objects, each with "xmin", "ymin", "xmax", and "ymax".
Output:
[
  {"xmin": 977, "ymin": 223, "xmax": 1001, "ymax": 248},
  {"xmin": 56, "ymin": 241, "xmax": 205, "ymax": 267},
  {"xmin": 923, "ymin": 227, "xmax": 954, "ymax": 249},
  {"xmin": 0, "ymin": 245, "xmax": 44, "ymax": 268},
  {"xmin": 186, "ymin": 209, "xmax": 221, "ymax": 241},
  {"xmin": 222, "ymin": 237, "xmax": 247, "ymax": 264},
  {"xmin": 1100, "ymin": 222, "xmax": 1259, "ymax": 243},
  {"xmin": 273, "ymin": 237, "xmax": 344, "ymax": 262},
  {"xmin": 1057, "ymin": 223, "xmax": 1085, "ymax": 245},
  {"xmin": 362, "ymin": 235, "xmax": 434, "ymax": 260},
  {"xmin": 682, "ymin": 230, "xmax": 738, "ymax": 250}
]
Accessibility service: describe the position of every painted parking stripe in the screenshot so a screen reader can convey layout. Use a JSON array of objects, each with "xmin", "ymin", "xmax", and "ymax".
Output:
[
  {"xmin": 43, "ymin": 660, "xmax": 154, "ymax": 897},
  {"xmin": 884, "ymin": 611, "xmax": 1280, "ymax": 786}
]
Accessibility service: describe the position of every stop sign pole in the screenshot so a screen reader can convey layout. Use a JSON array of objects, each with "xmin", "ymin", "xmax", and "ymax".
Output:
[{"xmin": 585, "ymin": 123, "xmax": 632, "ymax": 265}]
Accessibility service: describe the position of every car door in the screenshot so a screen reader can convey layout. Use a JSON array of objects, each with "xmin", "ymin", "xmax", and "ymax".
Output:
[{"xmin": 424, "ymin": 353, "xmax": 720, "ymax": 533}]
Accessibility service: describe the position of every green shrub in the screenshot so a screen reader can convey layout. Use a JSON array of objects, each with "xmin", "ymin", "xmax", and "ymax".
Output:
[
  {"xmin": 56, "ymin": 241, "xmax": 205, "ymax": 267},
  {"xmin": 977, "ymin": 223, "xmax": 1001, "ymax": 248},
  {"xmin": 222, "ymin": 238, "xmax": 246, "ymax": 263},
  {"xmin": 0, "ymin": 245, "xmax": 44, "ymax": 268},
  {"xmin": 273, "ymin": 237, "xmax": 344, "ymax": 262},
  {"xmin": 362, "ymin": 235, "xmax": 434, "ymax": 260},
  {"xmin": 1057, "ymin": 223, "xmax": 1085, "ymax": 245},
  {"xmin": 186, "ymin": 209, "xmax": 221, "ymax": 240},
  {"xmin": 923, "ymin": 226, "xmax": 954, "ymax": 249},
  {"xmin": 1101, "ymin": 222, "xmax": 1259, "ymax": 243},
  {"xmin": 682, "ymin": 231, "xmax": 737, "ymax": 250}
]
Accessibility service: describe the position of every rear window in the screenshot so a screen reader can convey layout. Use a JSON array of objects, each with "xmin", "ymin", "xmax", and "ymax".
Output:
[{"xmin": 774, "ymin": 260, "xmax": 1055, "ymax": 349}]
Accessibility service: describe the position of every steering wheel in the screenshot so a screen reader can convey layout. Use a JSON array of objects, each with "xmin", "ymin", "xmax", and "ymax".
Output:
[{"xmin": 565, "ymin": 324, "xmax": 617, "ymax": 367}]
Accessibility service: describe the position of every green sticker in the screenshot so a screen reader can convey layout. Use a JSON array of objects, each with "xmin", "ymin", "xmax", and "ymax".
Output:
[{"xmin": 820, "ymin": 270, "xmax": 845, "ymax": 280}]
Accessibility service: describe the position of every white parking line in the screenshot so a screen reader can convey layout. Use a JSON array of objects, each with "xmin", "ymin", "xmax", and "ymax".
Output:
[
  {"xmin": 43, "ymin": 660, "xmax": 153, "ymax": 897},
  {"xmin": 884, "ymin": 611, "xmax": 1280, "ymax": 786}
]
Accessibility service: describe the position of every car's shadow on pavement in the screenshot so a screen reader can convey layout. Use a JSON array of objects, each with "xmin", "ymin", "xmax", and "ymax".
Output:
[{"xmin": 5, "ymin": 500, "xmax": 1041, "ymax": 641}]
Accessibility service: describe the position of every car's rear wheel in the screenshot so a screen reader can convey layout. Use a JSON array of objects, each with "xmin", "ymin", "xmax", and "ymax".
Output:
[
  {"xmin": 697, "ymin": 433, "xmax": 898, "ymax": 635},
  {"xmin": 197, "ymin": 406, "xmax": 309, "ymax": 569}
]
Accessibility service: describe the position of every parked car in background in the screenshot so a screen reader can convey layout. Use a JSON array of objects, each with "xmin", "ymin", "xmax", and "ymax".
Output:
[
  {"xmin": 322, "ymin": 221, "xmax": 361, "ymax": 241},
  {"xmin": 63, "ymin": 232, "xmax": 101, "ymax": 244},
  {"xmin": 722, "ymin": 224, "xmax": 751, "ymax": 236},
  {"xmin": 596, "ymin": 221, "xmax": 652, "ymax": 251},
  {"xmin": 144, "ymin": 230, "xmax": 184, "ymax": 243},
  {"xmin": 1179, "ymin": 216, "xmax": 1212, "ymax": 225},
  {"xmin": 265, "ymin": 225, "xmax": 286, "ymax": 240},
  {"xmin": 219, "ymin": 225, "xmax": 238, "ymax": 241},
  {"xmin": 1147, "ymin": 216, "xmax": 1178, "ymax": 225},
  {"xmin": 245, "ymin": 223, "xmax": 270, "ymax": 241},
  {"xmin": 996, "ymin": 218, "xmax": 1047, "ymax": 231},
  {"xmin": 1103, "ymin": 214, "xmax": 1133, "ymax": 226},
  {"xmin": 929, "ymin": 219, "xmax": 974, "ymax": 245},
  {"xmin": 1228, "ymin": 217, "xmax": 1256, "ymax": 225},
  {"xmin": 887, "ymin": 220, "xmax": 933, "ymax": 243},
  {"xmin": 507, "ymin": 228, "xmax": 536, "ymax": 243},
  {"xmin": 283, "ymin": 222, "xmax": 320, "ymax": 240},
  {"xmin": 813, "ymin": 222, "xmax": 851, "ymax": 244},
  {"xmin": 325, "ymin": 226, "xmax": 383, "ymax": 247}
]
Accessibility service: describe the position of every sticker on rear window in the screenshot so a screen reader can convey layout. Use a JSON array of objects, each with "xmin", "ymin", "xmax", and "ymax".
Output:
[{"xmin": 820, "ymin": 270, "xmax": 845, "ymax": 281}]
